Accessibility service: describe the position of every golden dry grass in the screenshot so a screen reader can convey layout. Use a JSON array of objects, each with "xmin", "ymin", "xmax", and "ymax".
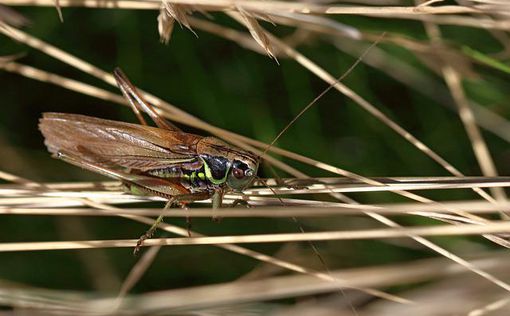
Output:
[{"xmin": 2, "ymin": 1, "xmax": 510, "ymax": 315}]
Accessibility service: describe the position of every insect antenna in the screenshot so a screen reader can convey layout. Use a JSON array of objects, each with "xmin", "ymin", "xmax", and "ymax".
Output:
[
  {"xmin": 249, "ymin": 34, "xmax": 385, "ymax": 314},
  {"xmin": 261, "ymin": 32, "xmax": 386, "ymax": 159}
]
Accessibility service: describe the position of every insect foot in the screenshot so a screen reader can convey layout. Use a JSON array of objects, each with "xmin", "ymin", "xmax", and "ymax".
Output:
[
  {"xmin": 133, "ymin": 214, "xmax": 165, "ymax": 256},
  {"xmin": 231, "ymin": 199, "xmax": 251, "ymax": 208}
]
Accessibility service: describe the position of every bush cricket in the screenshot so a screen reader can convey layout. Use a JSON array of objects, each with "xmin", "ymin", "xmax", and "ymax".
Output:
[{"xmin": 39, "ymin": 68, "xmax": 259, "ymax": 253}]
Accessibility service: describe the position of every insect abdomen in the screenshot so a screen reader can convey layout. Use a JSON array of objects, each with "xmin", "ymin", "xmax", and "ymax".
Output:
[
  {"xmin": 146, "ymin": 155, "xmax": 231, "ymax": 193},
  {"xmin": 146, "ymin": 165, "xmax": 208, "ymax": 193},
  {"xmin": 182, "ymin": 168, "xmax": 209, "ymax": 192},
  {"xmin": 147, "ymin": 166, "xmax": 181, "ymax": 178}
]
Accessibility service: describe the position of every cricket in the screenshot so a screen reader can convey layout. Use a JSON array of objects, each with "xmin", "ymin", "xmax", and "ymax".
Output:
[{"xmin": 39, "ymin": 68, "xmax": 259, "ymax": 253}]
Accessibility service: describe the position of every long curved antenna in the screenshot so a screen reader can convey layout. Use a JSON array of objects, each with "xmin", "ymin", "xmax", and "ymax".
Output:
[{"xmin": 261, "ymin": 33, "xmax": 386, "ymax": 158}]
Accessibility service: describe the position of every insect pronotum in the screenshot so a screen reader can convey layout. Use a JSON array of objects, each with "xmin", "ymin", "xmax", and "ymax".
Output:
[{"xmin": 39, "ymin": 68, "xmax": 259, "ymax": 253}]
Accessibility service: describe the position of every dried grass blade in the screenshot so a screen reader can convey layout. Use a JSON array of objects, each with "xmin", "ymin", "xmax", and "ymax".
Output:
[
  {"xmin": 234, "ymin": 9, "xmax": 276, "ymax": 59},
  {"xmin": 4, "ymin": 221, "xmax": 510, "ymax": 251},
  {"xmin": 54, "ymin": 0, "xmax": 63, "ymax": 22},
  {"xmin": 336, "ymin": 39, "xmax": 510, "ymax": 145},
  {"xmin": 158, "ymin": 0, "xmax": 196, "ymax": 44},
  {"xmin": 1, "ymin": 21, "xmax": 508, "ymax": 298},
  {"xmin": 0, "ymin": 167, "xmax": 407, "ymax": 304},
  {"xmin": 468, "ymin": 297, "xmax": 510, "ymax": 316},
  {"xmin": 3, "ymin": 199, "xmax": 510, "ymax": 217},
  {"xmin": 420, "ymin": 13, "xmax": 508, "ymax": 215},
  {"xmin": 12, "ymin": 252, "xmax": 502, "ymax": 312},
  {"xmin": 0, "ymin": 4, "xmax": 29, "ymax": 27}
]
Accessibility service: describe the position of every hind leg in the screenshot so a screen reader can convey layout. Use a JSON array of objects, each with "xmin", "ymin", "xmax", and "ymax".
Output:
[
  {"xmin": 133, "ymin": 191, "xmax": 212, "ymax": 255},
  {"xmin": 133, "ymin": 199, "xmax": 174, "ymax": 255}
]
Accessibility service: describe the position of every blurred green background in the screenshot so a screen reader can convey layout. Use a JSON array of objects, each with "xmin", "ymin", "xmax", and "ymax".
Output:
[{"xmin": 1, "ymin": 5, "xmax": 510, "ymax": 295}]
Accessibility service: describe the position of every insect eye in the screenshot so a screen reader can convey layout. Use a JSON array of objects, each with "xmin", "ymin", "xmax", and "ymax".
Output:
[{"xmin": 233, "ymin": 167, "xmax": 244, "ymax": 179}]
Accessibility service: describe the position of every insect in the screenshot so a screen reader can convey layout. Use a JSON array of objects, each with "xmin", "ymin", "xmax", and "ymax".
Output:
[{"xmin": 39, "ymin": 68, "xmax": 259, "ymax": 253}]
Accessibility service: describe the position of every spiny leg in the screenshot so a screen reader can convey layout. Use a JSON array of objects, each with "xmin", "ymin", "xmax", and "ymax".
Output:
[
  {"xmin": 133, "ymin": 191, "xmax": 212, "ymax": 255},
  {"xmin": 134, "ymin": 199, "xmax": 174, "ymax": 255}
]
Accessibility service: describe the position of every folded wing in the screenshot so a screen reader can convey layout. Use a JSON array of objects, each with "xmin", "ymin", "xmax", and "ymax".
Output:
[{"xmin": 39, "ymin": 113, "xmax": 201, "ymax": 171}]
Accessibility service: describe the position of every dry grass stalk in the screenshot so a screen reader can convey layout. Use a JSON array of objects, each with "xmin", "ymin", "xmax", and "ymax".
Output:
[
  {"xmin": 4, "ymin": 220, "xmax": 510, "ymax": 253},
  {"xmin": 2, "ymin": 21, "xmax": 510, "ymax": 294},
  {"xmin": 0, "ymin": 171, "xmax": 407, "ymax": 305},
  {"xmin": 2, "ymin": 0, "xmax": 510, "ymax": 314},
  {"xmin": 158, "ymin": 0, "xmax": 197, "ymax": 44},
  {"xmin": 4, "ymin": 252, "xmax": 508, "ymax": 314},
  {"xmin": 418, "ymin": 5, "xmax": 508, "ymax": 216}
]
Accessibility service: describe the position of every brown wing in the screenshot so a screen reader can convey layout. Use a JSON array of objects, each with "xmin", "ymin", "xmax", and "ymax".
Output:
[{"xmin": 39, "ymin": 113, "xmax": 203, "ymax": 171}]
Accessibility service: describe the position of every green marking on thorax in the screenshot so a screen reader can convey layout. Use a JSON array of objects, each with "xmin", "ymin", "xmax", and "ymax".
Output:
[{"xmin": 201, "ymin": 157, "xmax": 230, "ymax": 185}]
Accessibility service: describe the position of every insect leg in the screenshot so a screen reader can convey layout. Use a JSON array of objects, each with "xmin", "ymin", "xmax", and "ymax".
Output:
[
  {"xmin": 211, "ymin": 189, "xmax": 224, "ymax": 222},
  {"xmin": 231, "ymin": 199, "xmax": 251, "ymax": 208},
  {"xmin": 113, "ymin": 68, "xmax": 180, "ymax": 131},
  {"xmin": 134, "ymin": 191, "xmax": 213, "ymax": 255},
  {"xmin": 212, "ymin": 189, "xmax": 224, "ymax": 209},
  {"xmin": 133, "ymin": 199, "xmax": 174, "ymax": 255},
  {"xmin": 182, "ymin": 203, "xmax": 192, "ymax": 237}
]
